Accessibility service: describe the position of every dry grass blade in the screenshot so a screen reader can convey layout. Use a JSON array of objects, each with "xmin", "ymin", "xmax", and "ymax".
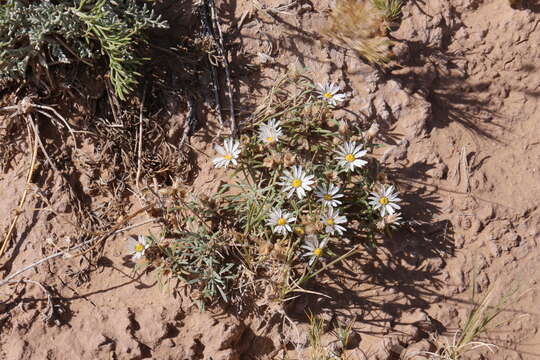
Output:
[
  {"xmin": 427, "ymin": 283, "xmax": 518, "ymax": 359},
  {"xmin": 0, "ymin": 209, "xmax": 157, "ymax": 288},
  {"xmin": 323, "ymin": 0, "xmax": 392, "ymax": 65},
  {"xmin": 0, "ymin": 124, "xmax": 38, "ymax": 258}
]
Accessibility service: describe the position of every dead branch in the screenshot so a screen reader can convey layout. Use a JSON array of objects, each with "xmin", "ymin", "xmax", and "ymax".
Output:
[
  {"xmin": 208, "ymin": 0, "xmax": 237, "ymax": 135},
  {"xmin": 0, "ymin": 216, "xmax": 157, "ymax": 288}
]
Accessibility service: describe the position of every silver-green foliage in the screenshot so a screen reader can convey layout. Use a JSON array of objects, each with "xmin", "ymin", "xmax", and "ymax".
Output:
[
  {"xmin": 162, "ymin": 229, "xmax": 236, "ymax": 306},
  {"xmin": 0, "ymin": 0, "xmax": 167, "ymax": 99}
]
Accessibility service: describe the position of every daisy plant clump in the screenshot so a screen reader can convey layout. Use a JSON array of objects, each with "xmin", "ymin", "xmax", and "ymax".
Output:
[
  {"xmin": 207, "ymin": 74, "xmax": 405, "ymax": 303},
  {"xmin": 139, "ymin": 73, "xmax": 404, "ymax": 308}
]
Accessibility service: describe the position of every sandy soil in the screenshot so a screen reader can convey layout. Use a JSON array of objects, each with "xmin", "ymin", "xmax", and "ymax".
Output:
[{"xmin": 1, "ymin": 0, "xmax": 540, "ymax": 359}]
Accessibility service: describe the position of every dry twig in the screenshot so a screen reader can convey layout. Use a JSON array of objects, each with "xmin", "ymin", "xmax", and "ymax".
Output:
[
  {"xmin": 5, "ymin": 279, "xmax": 57, "ymax": 323},
  {"xmin": 136, "ymin": 86, "xmax": 147, "ymax": 190},
  {"xmin": 0, "ymin": 124, "xmax": 38, "ymax": 258},
  {"xmin": 0, "ymin": 211, "xmax": 157, "ymax": 288}
]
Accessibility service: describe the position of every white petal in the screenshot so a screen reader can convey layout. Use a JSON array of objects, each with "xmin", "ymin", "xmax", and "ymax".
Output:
[{"xmin": 389, "ymin": 203, "xmax": 401, "ymax": 210}]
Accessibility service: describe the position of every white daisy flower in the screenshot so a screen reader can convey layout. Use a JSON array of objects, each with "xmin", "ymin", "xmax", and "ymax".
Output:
[
  {"xmin": 316, "ymin": 82, "xmax": 346, "ymax": 106},
  {"xmin": 315, "ymin": 183, "xmax": 344, "ymax": 208},
  {"xmin": 278, "ymin": 165, "xmax": 315, "ymax": 199},
  {"xmin": 336, "ymin": 141, "xmax": 368, "ymax": 172},
  {"xmin": 258, "ymin": 119, "xmax": 283, "ymax": 145},
  {"xmin": 126, "ymin": 235, "xmax": 150, "ymax": 261},
  {"xmin": 267, "ymin": 208, "xmax": 296, "ymax": 235},
  {"xmin": 212, "ymin": 138, "xmax": 241, "ymax": 168},
  {"xmin": 301, "ymin": 236, "xmax": 329, "ymax": 266},
  {"xmin": 321, "ymin": 207, "xmax": 347, "ymax": 235},
  {"xmin": 368, "ymin": 185, "xmax": 402, "ymax": 217}
]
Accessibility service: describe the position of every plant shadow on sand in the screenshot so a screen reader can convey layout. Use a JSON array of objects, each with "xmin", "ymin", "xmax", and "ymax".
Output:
[{"xmin": 279, "ymin": 161, "xmax": 451, "ymax": 340}]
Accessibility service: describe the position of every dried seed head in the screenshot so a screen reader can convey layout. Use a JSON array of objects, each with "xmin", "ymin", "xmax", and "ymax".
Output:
[
  {"xmin": 259, "ymin": 241, "xmax": 274, "ymax": 255},
  {"xmin": 300, "ymin": 138, "xmax": 310, "ymax": 150},
  {"xmin": 376, "ymin": 219, "xmax": 386, "ymax": 231},
  {"xmin": 271, "ymin": 242, "xmax": 287, "ymax": 261},
  {"xmin": 240, "ymin": 134, "xmax": 250, "ymax": 145},
  {"xmin": 262, "ymin": 156, "xmax": 275, "ymax": 169},
  {"xmin": 302, "ymin": 104, "xmax": 316, "ymax": 118},
  {"xmin": 321, "ymin": 107, "xmax": 332, "ymax": 120},
  {"xmin": 305, "ymin": 224, "xmax": 317, "ymax": 235},
  {"xmin": 364, "ymin": 122, "xmax": 379, "ymax": 140},
  {"xmin": 338, "ymin": 120, "xmax": 350, "ymax": 136},
  {"xmin": 287, "ymin": 62, "xmax": 301, "ymax": 81},
  {"xmin": 283, "ymin": 153, "xmax": 297, "ymax": 167},
  {"xmin": 324, "ymin": 170, "xmax": 339, "ymax": 182},
  {"xmin": 272, "ymin": 153, "xmax": 282, "ymax": 165}
]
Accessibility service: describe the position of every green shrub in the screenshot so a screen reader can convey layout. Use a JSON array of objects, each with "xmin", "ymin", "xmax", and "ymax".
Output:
[{"xmin": 0, "ymin": 0, "xmax": 167, "ymax": 99}]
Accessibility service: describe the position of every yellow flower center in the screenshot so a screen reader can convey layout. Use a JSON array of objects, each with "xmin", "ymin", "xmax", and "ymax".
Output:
[
  {"xmin": 323, "ymin": 92, "xmax": 333, "ymax": 99},
  {"xmin": 294, "ymin": 227, "xmax": 305, "ymax": 236},
  {"xmin": 326, "ymin": 218, "xmax": 335, "ymax": 226},
  {"xmin": 323, "ymin": 194, "xmax": 332, "ymax": 201},
  {"xmin": 313, "ymin": 248, "xmax": 323, "ymax": 257},
  {"xmin": 292, "ymin": 179, "xmax": 302, "ymax": 188},
  {"xmin": 266, "ymin": 136, "xmax": 274, "ymax": 143},
  {"xmin": 134, "ymin": 243, "xmax": 144, "ymax": 252},
  {"xmin": 379, "ymin": 196, "xmax": 389, "ymax": 205},
  {"xmin": 223, "ymin": 154, "xmax": 232, "ymax": 160},
  {"xmin": 345, "ymin": 153, "xmax": 355, "ymax": 163},
  {"xmin": 277, "ymin": 218, "xmax": 286, "ymax": 226}
]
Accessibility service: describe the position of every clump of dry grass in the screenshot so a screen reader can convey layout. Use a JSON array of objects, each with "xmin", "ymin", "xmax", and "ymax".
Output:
[
  {"xmin": 323, "ymin": 0, "xmax": 392, "ymax": 65},
  {"xmin": 427, "ymin": 284, "xmax": 518, "ymax": 360}
]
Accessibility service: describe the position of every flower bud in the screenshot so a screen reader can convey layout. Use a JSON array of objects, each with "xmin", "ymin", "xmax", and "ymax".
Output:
[
  {"xmin": 283, "ymin": 153, "xmax": 297, "ymax": 167},
  {"xmin": 338, "ymin": 120, "xmax": 350, "ymax": 136},
  {"xmin": 263, "ymin": 156, "xmax": 275, "ymax": 169}
]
